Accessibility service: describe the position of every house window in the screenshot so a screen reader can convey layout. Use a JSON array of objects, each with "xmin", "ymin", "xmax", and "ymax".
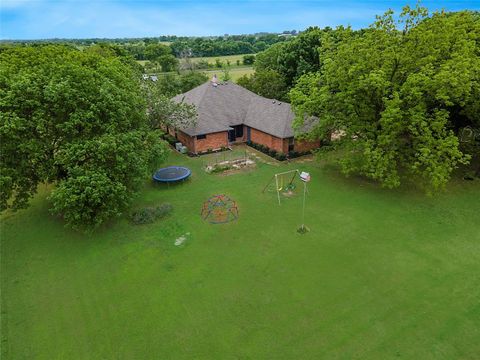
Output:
[
  {"xmin": 288, "ymin": 137, "xmax": 295, "ymax": 152},
  {"xmin": 197, "ymin": 134, "xmax": 207, "ymax": 140}
]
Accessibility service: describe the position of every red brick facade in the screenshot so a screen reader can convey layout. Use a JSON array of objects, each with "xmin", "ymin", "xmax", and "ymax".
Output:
[
  {"xmin": 194, "ymin": 131, "xmax": 229, "ymax": 153},
  {"xmin": 293, "ymin": 139, "xmax": 321, "ymax": 153},
  {"xmin": 172, "ymin": 126, "xmax": 319, "ymax": 155},
  {"xmin": 177, "ymin": 131, "xmax": 195, "ymax": 152},
  {"xmin": 250, "ymin": 128, "xmax": 286, "ymax": 153}
]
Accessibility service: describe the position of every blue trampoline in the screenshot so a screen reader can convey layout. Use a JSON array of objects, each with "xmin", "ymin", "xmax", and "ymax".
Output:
[{"xmin": 153, "ymin": 166, "xmax": 191, "ymax": 183}]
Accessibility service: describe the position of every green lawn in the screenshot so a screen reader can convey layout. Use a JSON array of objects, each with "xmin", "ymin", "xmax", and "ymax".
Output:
[
  {"xmin": 183, "ymin": 53, "xmax": 256, "ymax": 66},
  {"xmin": 204, "ymin": 66, "xmax": 254, "ymax": 82},
  {"xmin": 2, "ymin": 147, "xmax": 480, "ymax": 359}
]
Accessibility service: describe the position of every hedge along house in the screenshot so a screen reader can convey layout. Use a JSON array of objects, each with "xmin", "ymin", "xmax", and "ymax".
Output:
[{"xmin": 169, "ymin": 78, "xmax": 320, "ymax": 155}]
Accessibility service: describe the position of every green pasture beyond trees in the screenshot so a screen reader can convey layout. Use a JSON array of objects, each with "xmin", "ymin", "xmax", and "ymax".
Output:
[{"xmin": 2, "ymin": 149, "xmax": 480, "ymax": 359}]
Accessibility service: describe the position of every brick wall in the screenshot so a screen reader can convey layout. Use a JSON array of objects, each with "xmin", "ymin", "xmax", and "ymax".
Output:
[
  {"xmin": 250, "ymin": 128, "xmax": 286, "ymax": 153},
  {"xmin": 195, "ymin": 131, "xmax": 228, "ymax": 153},
  {"xmin": 294, "ymin": 139, "xmax": 321, "ymax": 153},
  {"xmin": 176, "ymin": 127, "xmax": 319, "ymax": 155},
  {"xmin": 177, "ymin": 131, "xmax": 195, "ymax": 153}
]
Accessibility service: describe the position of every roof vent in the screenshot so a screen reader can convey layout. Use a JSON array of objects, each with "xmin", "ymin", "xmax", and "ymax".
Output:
[
  {"xmin": 272, "ymin": 100, "xmax": 276, "ymax": 104},
  {"xmin": 278, "ymin": 102, "xmax": 281, "ymax": 105}
]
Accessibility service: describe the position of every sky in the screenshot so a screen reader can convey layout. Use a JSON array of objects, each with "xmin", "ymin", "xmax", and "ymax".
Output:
[{"xmin": 0, "ymin": 0, "xmax": 479, "ymax": 40}]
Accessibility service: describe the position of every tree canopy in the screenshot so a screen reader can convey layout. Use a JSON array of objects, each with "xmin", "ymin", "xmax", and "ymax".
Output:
[
  {"xmin": 290, "ymin": 7, "xmax": 479, "ymax": 191},
  {"xmin": 144, "ymin": 80, "xmax": 197, "ymax": 131},
  {"xmin": 0, "ymin": 45, "xmax": 168, "ymax": 228},
  {"xmin": 255, "ymin": 27, "xmax": 325, "ymax": 87},
  {"xmin": 237, "ymin": 70, "xmax": 288, "ymax": 101}
]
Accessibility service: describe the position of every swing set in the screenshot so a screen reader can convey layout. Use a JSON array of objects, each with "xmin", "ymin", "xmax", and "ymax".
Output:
[{"xmin": 262, "ymin": 169, "xmax": 300, "ymax": 205}]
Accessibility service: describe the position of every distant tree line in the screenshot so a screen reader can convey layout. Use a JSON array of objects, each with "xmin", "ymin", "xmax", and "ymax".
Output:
[
  {"xmin": 237, "ymin": 26, "xmax": 327, "ymax": 101},
  {"xmin": 0, "ymin": 33, "xmax": 293, "ymax": 60}
]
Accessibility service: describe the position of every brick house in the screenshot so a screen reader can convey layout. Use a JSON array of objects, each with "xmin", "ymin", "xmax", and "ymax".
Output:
[{"xmin": 169, "ymin": 80, "xmax": 319, "ymax": 154}]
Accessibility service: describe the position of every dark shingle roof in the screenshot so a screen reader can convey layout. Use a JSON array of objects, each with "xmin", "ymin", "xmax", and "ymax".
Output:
[{"xmin": 172, "ymin": 81, "xmax": 297, "ymax": 138}]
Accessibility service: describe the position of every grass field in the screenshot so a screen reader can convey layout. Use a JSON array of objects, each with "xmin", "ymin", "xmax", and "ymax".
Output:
[
  {"xmin": 204, "ymin": 66, "xmax": 254, "ymax": 82},
  {"xmin": 143, "ymin": 67, "xmax": 254, "ymax": 83},
  {"xmin": 138, "ymin": 53, "xmax": 255, "ymax": 68},
  {"xmin": 2, "ymin": 146, "xmax": 480, "ymax": 359},
  {"xmin": 186, "ymin": 53, "xmax": 255, "ymax": 66},
  {"xmin": 140, "ymin": 53, "xmax": 256, "ymax": 82}
]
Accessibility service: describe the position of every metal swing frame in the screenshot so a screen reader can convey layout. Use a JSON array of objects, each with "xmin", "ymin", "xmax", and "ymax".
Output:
[{"xmin": 262, "ymin": 169, "xmax": 300, "ymax": 205}]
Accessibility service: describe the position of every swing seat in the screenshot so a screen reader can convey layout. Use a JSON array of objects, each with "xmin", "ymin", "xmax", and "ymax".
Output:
[{"xmin": 285, "ymin": 183, "xmax": 296, "ymax": 191}]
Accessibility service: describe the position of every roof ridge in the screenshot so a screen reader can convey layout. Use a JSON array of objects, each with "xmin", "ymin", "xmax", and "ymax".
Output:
[{"xmin": 172, "ymin": 81, "xmax": 296, "ymax": 138}]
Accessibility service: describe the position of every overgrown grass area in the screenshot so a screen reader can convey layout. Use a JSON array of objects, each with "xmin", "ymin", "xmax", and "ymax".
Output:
[{"xmin": 1, "ymin": 149, "xmax": 480, "ymax": 359}]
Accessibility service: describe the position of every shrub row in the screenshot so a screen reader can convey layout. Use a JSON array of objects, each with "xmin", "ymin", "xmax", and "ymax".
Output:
[
  {"xmin": 246, "ymin": 141, "xmax": 285, "ymax": 160},
  {"xmin": 130, "ymin": 203, "xmax": 173, "ymax": 225},
  {"xmin": 246, "ymin": 141, "xmax": 310, "ymax": 161},
  {"xmin": 287, "ymin": 150, "xmax": 311, "ymax": 158}
]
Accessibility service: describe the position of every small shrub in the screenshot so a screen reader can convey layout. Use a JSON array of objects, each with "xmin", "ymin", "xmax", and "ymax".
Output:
[
  {"xmin": 130, "ymin": 203, "xmax": 173, "ymax": 225},
  {"xmin": 288, "ymin": 151, "xmax": 299, "ymax": 158},
  {"xmin": 297, "ymin": 225, "xmax": 309, "ymax": 234},
  {"xmin": 210, "ymin": 164, "xmax": 232, "ymax": 174},
  {"xmin": 155, "ymin": 203, "xmax": 173, "ymax": 218},
  {"xmin": 276, "ymin": 153, "xmax": 287, "ymax": 161},
  {"xmin": 268, "ymin": 149, "xmax": 277, "ymax": 157},
  {"xmin": 163, "ymin": 134, "xmax": 177, "ymax": 145},
  {"xmin": 246, "ymin": 140, "xmax": 252, "ymax": 146},
  {"xmin": 207, "ymin": 148, "xmax": 213, "ymax": 154}
]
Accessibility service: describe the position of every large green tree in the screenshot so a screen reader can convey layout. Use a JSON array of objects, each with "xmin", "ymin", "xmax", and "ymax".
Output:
[
  {"xmin": 158, "ymin": 54, "xmax": 179, "ymax": 72},
  {"xmin": 237, "ymin": 70, "xmax": 288, "ymax": 101},
  {"xmin": 0, "ymin": 45, "xmax": 168, "ymax": 228},
  {"xmin": 255, "ymin": 27, "xmax": 325, "ymax": 87},
  {"xmin": 290, "ymin": 7, "xmax": 479, "ymax": 191},
  {"xmin": 144, "ymin": 43, "xmax": 171, "ymax": 61},
  {"xmin": 144, "ymin": 80, "xmax": 197, "ymax": 131}
]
